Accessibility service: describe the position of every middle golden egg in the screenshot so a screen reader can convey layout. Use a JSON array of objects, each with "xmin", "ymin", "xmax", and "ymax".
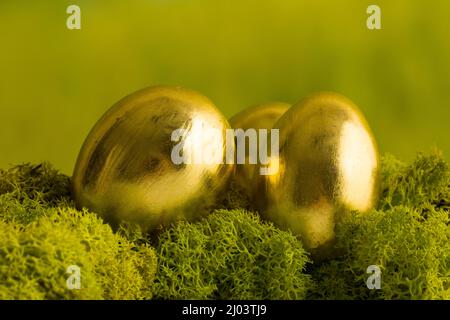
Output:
[
  {"xmin": 228, "ymin": 102, "xmax": 290, "ymax": 210},
  {"xmin": 265, "ymin": 93, "xmax": 380, "ymax": 258},
  {"xmin": 72, "ymin": 86, "xmax": 234, "ymax": 232}
]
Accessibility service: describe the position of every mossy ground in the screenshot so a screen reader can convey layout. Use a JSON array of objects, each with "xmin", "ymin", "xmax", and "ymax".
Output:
[
  {"xmin": 0, "ymin": 151, "xmax": 449, "ymax": 300},
  {"xmin": 0, "ymin": 164, "xmax": 157, "ymax": 299},
  {"xmin": 309, "ymin": 151, "xmax": 450, "ymax": 300}
]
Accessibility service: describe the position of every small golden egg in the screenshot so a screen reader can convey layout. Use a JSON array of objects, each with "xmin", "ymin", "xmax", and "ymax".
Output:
[
  {"xmin": 229, "ymin": 102, "xmax": 290, "ymax": 130},
  {"xmin": 228, "ymin": 102, "xmax": 290, "ymax": 210},
  {"xmin": 72, "ymin": 86, "xmax": 234, "ymax": 231},
  {"xmin": 265, "ymin": 93, "xmax": 380, "ymax": 259}
]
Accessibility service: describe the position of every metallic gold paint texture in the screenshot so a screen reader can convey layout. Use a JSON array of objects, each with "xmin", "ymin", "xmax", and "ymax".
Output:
[
  {"xmin": 229, "ymin": 102, "xmax": 290, "ymax": 210},
  {"xmin": 72, "ymin": 86, "xmax": 234, "ymax": 231},
  {"xmin": 265, "ymin": 93, "xmax": 380, "ymax": 259}
]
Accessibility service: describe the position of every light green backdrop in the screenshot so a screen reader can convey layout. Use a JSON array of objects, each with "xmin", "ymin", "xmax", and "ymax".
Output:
[{"xmin": 1, "ymin": 0, "xmax": 449, "ymax": 173}]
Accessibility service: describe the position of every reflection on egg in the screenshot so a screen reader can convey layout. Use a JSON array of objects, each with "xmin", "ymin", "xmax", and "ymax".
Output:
[
  {"xmin": 229, "ymin": 102, "xmax": 290, "ymax": 210},
  {"xmin": 265, "ymin": 93, "xmax": 380, "ymax": 259},
  {"xmin": 72, "ymin": 86, "xmax": 234, "ymax": 231},
  {"xmin": 229, "ymin": 102, "xmax": 290, "ymax": 130}
]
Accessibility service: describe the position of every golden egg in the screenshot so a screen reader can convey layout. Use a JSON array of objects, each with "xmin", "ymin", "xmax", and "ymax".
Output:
[
  {"xmin": 265, "ymin": 93, "xmax": 380, "ymax": 259},
  {"xmin": 229, "ymin": 102, "xmax": 290, "ymax": 130},
  {"xmin": 72, "ymin": 86, "xmax": 234, "ymax": 232},
  {"xmin": 228, "ymin": 102, "xmax": 290, "ymax": 210}
]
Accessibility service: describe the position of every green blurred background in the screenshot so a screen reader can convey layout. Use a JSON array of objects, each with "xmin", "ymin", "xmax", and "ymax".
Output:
[{"xmin": 1, "ymin": 0, "xmax": 449, "ymax": 174}]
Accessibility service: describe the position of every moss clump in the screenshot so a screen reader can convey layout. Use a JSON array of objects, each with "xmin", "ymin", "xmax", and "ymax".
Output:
[
  {"xmin": 379, "ymin": 151, "xmax": 450, "ymax": 210},
  {"xmin": 154, "ymin": 209, "xmax": 312, "ymax": 300},
  {"xmin": 217, "ymin": 179, "xmax": 251, "ymax": 211},
  {"xmin": 1, "ymin": 151, "xmax": 449, "ymax": 300},
  {"xmin": 310, "ymin": 151, "xmax": 450, "ymax": 300},
  {"xmin": 0, "ymin": 164, "xmax": 157, "ymax": 300},
  {"xmin": 0, "ymin": 163, "xmax": 71, "ymax": 206}
]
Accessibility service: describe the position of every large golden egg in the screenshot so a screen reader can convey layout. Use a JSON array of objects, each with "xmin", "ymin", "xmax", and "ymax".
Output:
[
  {"xmin": 72, "ymin": 86, "xmax": 234, "ymax": 231},
  {"xmin": 265, "ymin": 93, "xmax": 380, "ymax": 258},
  {"xmin": 228, "ymin": 102, "xmax": 290, "ymax": 210}
]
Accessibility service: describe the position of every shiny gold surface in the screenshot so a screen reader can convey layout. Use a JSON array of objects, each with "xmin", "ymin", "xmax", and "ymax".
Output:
[
  {"xmin": 229, "ymin": 102, "xmax": 290, "ymax": 130},
  {"xmin": 265, "ymin": 93, "xmax": 380, "ymax": 258},
  {"xmin": 228, "ymin": 102, "xmax": 290, "ymax": 210},
  {"xmin": 72, "ymin": 86, "xmax": 234, "ymax": 231}
]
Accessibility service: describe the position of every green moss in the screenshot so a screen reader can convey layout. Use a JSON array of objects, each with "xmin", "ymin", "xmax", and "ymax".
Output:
[
  {"xmin": 0, "ymin": 164, "xmax": 157, "ymax": 300},
  {"xmin": 1, "ymin": 152, "xmax": 449, "ymax": 300},
  {"xmin": 379, "ymin": 150, "xmax": 450, "ymax": 210},
  {"xmin": 154, "ymin": 209, "xmax": 312, "ymax": 300},
  {"xmin": 310, "ymin": 151, "xmax": 450, "ymax": 300},
  {"xmin": 0, "ymin": 163, "xmax": 71, "ymax": 206},
  {"xmin": 0, "ymin": 163, "xmax": 73, "ymax": 225},
  {"xmin": 217, "ymin": 179, "xmax": 251, "ymax": 211}
]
